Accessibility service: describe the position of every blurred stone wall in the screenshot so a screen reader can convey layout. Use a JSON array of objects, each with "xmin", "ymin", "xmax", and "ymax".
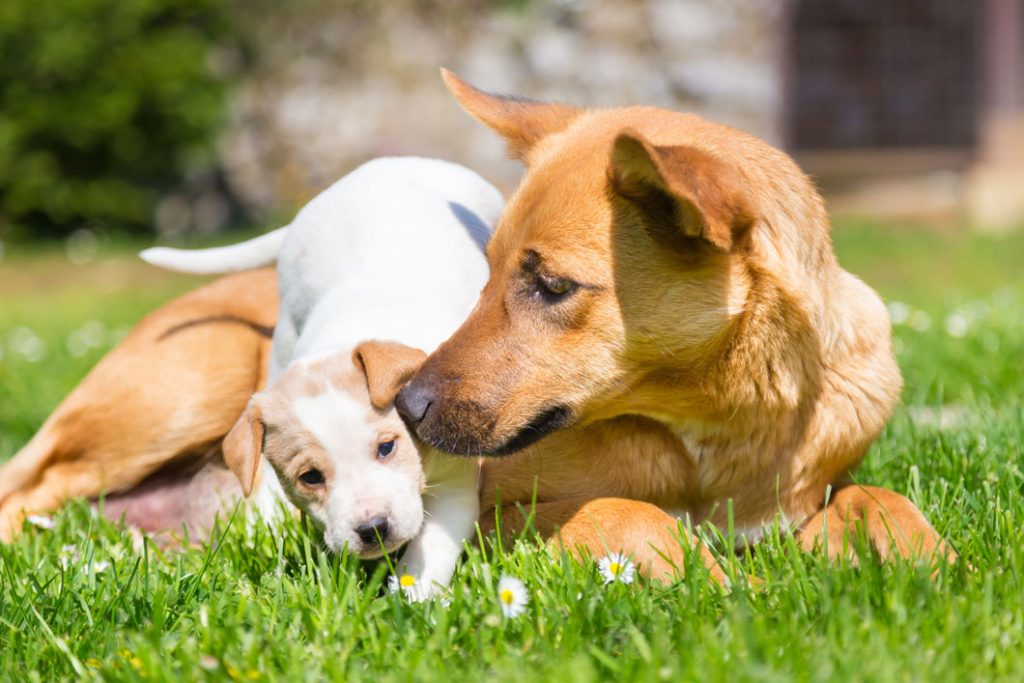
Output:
[{"xmin": 214, "ymin": 0, "xmax": 784, "ymax": 225}]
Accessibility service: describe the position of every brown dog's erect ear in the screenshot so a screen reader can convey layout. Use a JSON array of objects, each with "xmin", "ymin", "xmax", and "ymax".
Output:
[
  {"xmin": 610, "ymin": 130, "xmax": 754, "ymax": 252},
  {"xmin": 222, "ymin": 398, "xmax": 264, "ymax": 498},
  {"xmin": 353, "ymin": 341, "xmax": 428, "ymax": 411},
  {"xmin": 441, "ymin": 68, "xmax": 581, "ymax": 162}
]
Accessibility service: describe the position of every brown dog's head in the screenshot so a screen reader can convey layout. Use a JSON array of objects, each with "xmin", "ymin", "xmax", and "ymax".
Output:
[{"xmin": 396, "ymin": 72, "xmax": 783, "ymax": 456}]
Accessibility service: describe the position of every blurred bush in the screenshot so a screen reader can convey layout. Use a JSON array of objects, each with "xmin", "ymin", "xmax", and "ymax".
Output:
[{"xmin": 0, "ymin": 0, "xmax": 240, "ymax": 240}]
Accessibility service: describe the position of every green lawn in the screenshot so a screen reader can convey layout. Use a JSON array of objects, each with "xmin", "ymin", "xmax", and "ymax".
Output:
[{"xmin": 1, "ymin": 225, "xmax": 1023, "ymax": 681}]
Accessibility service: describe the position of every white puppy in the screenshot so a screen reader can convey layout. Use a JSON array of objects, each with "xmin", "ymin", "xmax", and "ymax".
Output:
[{"xmin": 142, "ymin": 157, "xmax": 502, "ymax": 598}]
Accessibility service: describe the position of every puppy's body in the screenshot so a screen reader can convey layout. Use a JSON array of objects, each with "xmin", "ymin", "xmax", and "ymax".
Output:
[
  {"xmin": 397, "ymin": 74, "xmax": 950, "ymax": 574},
  {"xmin": 149, "ymin": 158, "xmax": 503, "ymax": 595},
  {"xmin": 268, "ymin": 160, "xmax": 495, "ymax": 378}
]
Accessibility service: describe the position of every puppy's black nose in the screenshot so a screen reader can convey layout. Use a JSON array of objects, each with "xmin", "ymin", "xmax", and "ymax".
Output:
[
  {"xmin": 355, "ymin": 516, "xmax": 390, "ymax": 545},
  {"xmin": 395, "ymin": 381, "xmax": 434, "ymax": 425}
]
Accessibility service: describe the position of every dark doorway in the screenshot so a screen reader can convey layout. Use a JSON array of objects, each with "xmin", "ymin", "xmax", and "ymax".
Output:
[{"xmin": 787, "ymin": 1, "xmax": 982, "ymax": 150}]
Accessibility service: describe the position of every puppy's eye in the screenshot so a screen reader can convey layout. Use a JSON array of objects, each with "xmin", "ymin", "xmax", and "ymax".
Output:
[
  {"xmin": 377, "ymin": 440, "xmax": 395, "ymax": 459},
  {"xmin": 298, "ymin": 469, "xmax": 325, "ymax": 486},
  {"xmin": 535, "ymin": 274, "xmax": 577, "ymax": 302}
]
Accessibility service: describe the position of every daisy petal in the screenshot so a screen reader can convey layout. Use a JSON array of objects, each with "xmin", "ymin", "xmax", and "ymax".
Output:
[{"xmin": 497, "ymin": 575, "xmax": 529, "ymax": 618}]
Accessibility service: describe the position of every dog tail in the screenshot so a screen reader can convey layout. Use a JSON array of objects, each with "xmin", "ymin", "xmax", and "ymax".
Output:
[{"xmin": 139, "ymin": 227, "xmax": 287, "ymax": 274}]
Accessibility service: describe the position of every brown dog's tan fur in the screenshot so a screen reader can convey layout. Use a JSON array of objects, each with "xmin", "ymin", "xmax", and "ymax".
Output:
[
  {"xmin": 400, "ymin": 72, "xmax": 953, "ymax": 577},
  {"xmin": 0, "ymin": 269, "xmax": 277, "ymax": 541}
]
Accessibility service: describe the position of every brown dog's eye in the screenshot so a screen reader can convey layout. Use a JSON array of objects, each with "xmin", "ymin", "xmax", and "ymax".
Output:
[
  {"xmin": 535, "ymin": 274, "xmax": 577, "ymax": 302},
  {"xmin": 299, "ymin": 469, "xmax": 325, "ymax": 486}
]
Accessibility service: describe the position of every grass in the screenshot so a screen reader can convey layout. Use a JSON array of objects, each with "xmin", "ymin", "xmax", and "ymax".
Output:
[{"xmin": 1, "ymin": 223, "xmax": 1023, "ymax": 681}]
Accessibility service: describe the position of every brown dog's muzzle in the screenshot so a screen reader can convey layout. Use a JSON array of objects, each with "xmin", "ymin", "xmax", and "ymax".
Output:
[
  {"xmin": 395, "ymin": 363, "xmax": 490, "ymax": 456},
  {"xmin": 396, "ymin": 355, "xmax": 571, "ymax": 457},
  {"xmin": 394, "ymin": 378, "xmax": 435, "ymax": 426}
]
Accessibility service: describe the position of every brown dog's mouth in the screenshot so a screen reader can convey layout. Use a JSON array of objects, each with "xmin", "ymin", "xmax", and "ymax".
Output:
[
  {"xmin": 491, "ymin": 405, "xmax": 572, "ymax": 456},
  {"xmin": 400, "ymin": 380, "xmax": 573, "ymax": 456}
]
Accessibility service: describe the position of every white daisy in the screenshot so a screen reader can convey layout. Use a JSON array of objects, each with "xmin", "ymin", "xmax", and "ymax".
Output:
[
  {"xmin": 598, "ymin": 552, "xmax": 636, "ymax": 585},
  {"xmin": 26, "ymin": 514, "xmax": 55, "ymax": 530},
  {"xmin": 497, "ymin": 575, "xmax": 529, "ymax": 618},
  {"xmin": 387, "ymin": 573, "xmax": 418, "ymax": 597}
]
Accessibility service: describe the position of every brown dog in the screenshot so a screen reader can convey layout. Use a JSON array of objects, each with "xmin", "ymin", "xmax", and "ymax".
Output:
[
  {"xmin": 394, "ymin": 71, "xmax": 953, "ymax": 577},
  {"xmin": 0, "ymin": 269, "xmax": 277, "ymax": 542}
]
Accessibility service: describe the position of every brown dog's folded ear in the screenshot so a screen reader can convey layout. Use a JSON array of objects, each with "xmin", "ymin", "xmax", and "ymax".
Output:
[
  {"xmin": 222, "ymin": 398, "xmax": 264, "ymax": 498},
  {"xmin": 441, "ymin": 68, "xmax": 581, "ymax": 163},
  {"xmin": 353, "ymin": 341, "xmax": 428, "ymax": 411},
  {"xmin": 610, "ymin": 129, "xmax": 755, "ymax": 252}
]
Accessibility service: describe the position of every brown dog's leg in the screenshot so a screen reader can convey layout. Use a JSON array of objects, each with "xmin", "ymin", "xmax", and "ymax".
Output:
[
  {"xmin": 479, "ymin": 497, "xmax": 726, "ymax": 583},
  {"xmin": 0, "ymin": 269, "xmax": 277, "ymax": 542},
  {"xmin": 0, "ymin": 461, "xmax": 106, "ymax": 540},
  {"xmin": 797, "ymin": 484, "xmax": 956, "ymax": 565}
]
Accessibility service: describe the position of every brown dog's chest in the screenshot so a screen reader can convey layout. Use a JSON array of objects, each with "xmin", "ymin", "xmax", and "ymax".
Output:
[{"xmin": 480, "ymin": 415, "xmax": 802, "ymax": 529}]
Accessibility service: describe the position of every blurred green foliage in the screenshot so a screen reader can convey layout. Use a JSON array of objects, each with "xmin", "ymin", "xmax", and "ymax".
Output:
[{"xmin": 0, "ymin": 0, "xmax": 239, "ymax": 239}]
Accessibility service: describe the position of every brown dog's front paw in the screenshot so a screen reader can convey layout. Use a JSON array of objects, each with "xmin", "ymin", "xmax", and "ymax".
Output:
[
  {"xmin": 481, "ymin": 497, "xmax": 729, "ymax": 585},
  {"xmin": 798, "ymin": 484, "xmax": 958, "ymax": 575}
]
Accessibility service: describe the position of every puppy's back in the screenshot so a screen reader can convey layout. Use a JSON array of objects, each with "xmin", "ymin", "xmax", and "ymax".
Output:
[{"xmin": 278, "ymin": 157, "xmax": 502, "ymax": 354}]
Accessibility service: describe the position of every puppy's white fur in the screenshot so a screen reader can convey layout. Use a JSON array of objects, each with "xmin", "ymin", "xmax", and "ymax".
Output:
[{"xmin": 143, "ymin": 157, "xmax": 502, "ymax": 597}]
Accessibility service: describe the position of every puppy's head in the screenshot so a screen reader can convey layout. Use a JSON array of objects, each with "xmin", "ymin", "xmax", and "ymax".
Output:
[
  {"xmin": 397, "ymin": 72, "xmax": 760, "ymax": 455},
  {"xmin": 224, "ymin": 341, "xmax": 428, "ymax": 557}
]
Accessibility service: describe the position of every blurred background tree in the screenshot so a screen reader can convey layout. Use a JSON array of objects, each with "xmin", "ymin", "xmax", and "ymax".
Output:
[{"xmin": 0, "ymin": 0, "xmax": 241, "ymax": 241}]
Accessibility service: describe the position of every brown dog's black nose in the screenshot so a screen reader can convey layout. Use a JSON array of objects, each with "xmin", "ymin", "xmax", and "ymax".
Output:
[
  {"xmin": 355, "ymin": 516, "xmax": 389, "ymax": 545},
  {"xmin": 395, "ymin": 380, "xmax": 434, "ymax": 425}
]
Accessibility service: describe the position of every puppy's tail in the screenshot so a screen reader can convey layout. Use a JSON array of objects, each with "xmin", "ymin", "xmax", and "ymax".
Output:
[{"xmin": 140, "ymin": 227, "xmax": 287, "ymax": 274}]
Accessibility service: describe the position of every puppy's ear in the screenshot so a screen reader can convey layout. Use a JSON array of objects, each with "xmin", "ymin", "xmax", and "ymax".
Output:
[
  {"xmin": 610, "ymin": 129, "xmax": 755, "ymax": 252},
  {"xmin": 441, "ymin": 68, "xmax": 581, "ymax": 163},
  {"xmin": 222, "ymin": 397, "xmax": 264, "ymax": 498},
  {"xmin": 353, "ymin": 341, "xmax": 428, "ymax": 411}
]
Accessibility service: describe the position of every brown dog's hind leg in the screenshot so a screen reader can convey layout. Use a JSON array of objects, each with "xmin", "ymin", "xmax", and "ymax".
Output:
[
  {"xmin": 0, "ymin": 460, "xmax": 108, "ymax": 541},
  {"xmin": 0, "ymin": 269, "xmax": 277, "ymax": 543},
  {"xmin": 479, "ymin": 497, "xmax": 726, "ymax": 584},
  {"xmin": 797, "ymin": 484, "xmax": 956, "ymax": 567}
]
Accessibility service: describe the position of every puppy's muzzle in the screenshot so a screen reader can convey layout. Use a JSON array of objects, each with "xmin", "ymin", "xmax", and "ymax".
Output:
[{"xmin": 354, "ymin": 515, "xmax": 390, "ymax": 546}]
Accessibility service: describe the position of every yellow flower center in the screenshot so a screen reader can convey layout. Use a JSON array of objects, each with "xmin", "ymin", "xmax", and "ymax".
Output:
[
  {"xmin": 609, "ymin": 562, "xmax": 623, "ymax": 576},
  {"xmin": 500, "ymin": 589, "xmax": 515, "ymax": 605},
  {"xmin": 399, "ymin": 574, "xmax": 416, "ymax": 588}
]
